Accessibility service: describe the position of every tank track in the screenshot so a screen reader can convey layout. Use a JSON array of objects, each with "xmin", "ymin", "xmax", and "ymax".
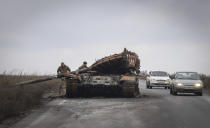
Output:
[{"xmin": 66, "ymin": 79, "xmax": 139, "ymax": 98}]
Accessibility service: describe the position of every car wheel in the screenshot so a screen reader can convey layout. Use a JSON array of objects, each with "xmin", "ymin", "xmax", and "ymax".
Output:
[
  {"xmin": 146, "ymin": 82, "xmax": 151, "ymax": 89},
  {"xmin": 173, "ymin": 91, "xmax": 177, "ymax": 95},
  {"xmin": 165, "ymin": 87, "xmax": 167, "ymax": 89},
  {"xmin": 171, "ymin": 87, "xmax": 177, "ymax": 95},
  {"xmin": 170, "ymin": 88, "xmax": 172, "ymax": 94},
  {"xmin": 197, "ymin": 92, "xmax": 203, "ymax": 96}
]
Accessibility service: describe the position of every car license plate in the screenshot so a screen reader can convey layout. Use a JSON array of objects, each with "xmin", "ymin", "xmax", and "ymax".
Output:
[
  {"xmin": 157, "ymin": 81, "xmax": 165, "ymax": 84},
  {"xmin": 184, "ymin": 87, "xmax": 194, "ymax": 89}
]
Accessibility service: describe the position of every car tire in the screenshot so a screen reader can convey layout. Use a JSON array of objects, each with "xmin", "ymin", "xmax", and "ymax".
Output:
[
  {"xmin": 173, "ymin": 91, "xmax": 177, "ymax": 95},
  {"xmin": 165, "ymin": 87, "xmax": 167, "ymax": 89},
  {"xmin": 197, "ymin": 92, "xmax": 203, "ymax": 96},
  {"xmin": 171, "ymin": 87, "xmax": 177, "ymax": 95},
  {"xmin": 146, "ymin": 82, "xmax": 151, "ymax": 89},
  {"xmin": 170, "ymin": 88, "xmax": 172, "ymax": 94}
]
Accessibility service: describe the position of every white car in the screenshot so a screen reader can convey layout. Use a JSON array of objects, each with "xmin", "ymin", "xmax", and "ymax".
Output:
[{"xmin": 146, "ymin": 71, "xmax": 171, "ymax": 89}]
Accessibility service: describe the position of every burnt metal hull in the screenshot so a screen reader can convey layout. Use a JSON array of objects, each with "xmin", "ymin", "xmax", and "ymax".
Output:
[
  {"xmin": 66, "ymin": 49, "xmax": 140, "ymax": 98},
  {"xmin": 66, "ymin": 77, "xmax": 139, "ymax": 98},
  {"xmin": 89, "ymin": 49, "xmax": 140, "ymax": 75}
]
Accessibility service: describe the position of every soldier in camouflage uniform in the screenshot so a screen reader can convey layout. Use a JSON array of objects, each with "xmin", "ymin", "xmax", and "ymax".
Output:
[
  {"xmin": 57, "ymin": 62, "xmax": 71, "ymax": 96},
  {"xmin": 78, "ymin": 61, "xmax": 87, "ymax": 70},
  {"xmin": 57, "ymin": 62, "xmax": 71, "ymax": 74}
]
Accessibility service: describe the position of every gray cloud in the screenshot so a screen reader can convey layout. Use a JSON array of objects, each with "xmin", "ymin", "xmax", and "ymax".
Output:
[{"xmin": 0, "ymin": 0, "xmax": 210, "ymax": 74}]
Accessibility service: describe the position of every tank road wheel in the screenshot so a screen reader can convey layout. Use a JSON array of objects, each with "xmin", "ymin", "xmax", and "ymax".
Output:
[
  {"xmin": 195, "ymin": 92, "xmax": 203, "ymax": 96},
  {"xmin": 135, "ymin": 85, "xmax": 140, "ymax": 96},
  {"xmin": 66, "ymin": 79, "xmax": 79, "ymax": 98},
  {"xmin": 122, "ymin": 86, "xmax": 135, "ymax": 98}
]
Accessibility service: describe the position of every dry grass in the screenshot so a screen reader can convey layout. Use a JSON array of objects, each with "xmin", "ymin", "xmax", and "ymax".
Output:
[
  {"xmin": 0, "ymin": 74, "xmax": 60, "ymax": 122},
  {"xmin": 203, "ymin": 76, "xmax": 210, "ymax": 90}
]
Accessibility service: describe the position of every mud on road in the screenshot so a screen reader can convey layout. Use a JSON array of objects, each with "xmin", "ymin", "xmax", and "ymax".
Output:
[{"xmin": 5, "ymin": 80, "xmax": 210, "ymax": 128}]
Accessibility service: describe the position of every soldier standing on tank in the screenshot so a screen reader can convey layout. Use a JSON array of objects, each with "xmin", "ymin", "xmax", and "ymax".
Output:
[
  {"xmin": 78, "ymin": 61, "xmax": 87, "ymax": 70},
  {"xmin": 57, "ymin": 62, "xmax": 71, "ymax": 97}
]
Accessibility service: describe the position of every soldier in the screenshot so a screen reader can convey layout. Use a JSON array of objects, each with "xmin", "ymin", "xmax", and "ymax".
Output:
[
  {"xmin": 57, "ymin": 62, "xmax": 71, "ymax": 97},
  {"xmin": 78, "ymin": 61, "xmax": 88, "ymax": 70},
  {"xmin": 57, "ymin": 62, "xmax": 71, "ymax": 74}
]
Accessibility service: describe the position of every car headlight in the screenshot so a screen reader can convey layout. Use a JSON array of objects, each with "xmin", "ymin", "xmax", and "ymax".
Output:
[
  {"xmin": 176, "ymin": 83, "xmax": 183, "ymax": 86},
  {"xmin": 195, "ymin": 83, "xmax": 202, "ymax": 87}
]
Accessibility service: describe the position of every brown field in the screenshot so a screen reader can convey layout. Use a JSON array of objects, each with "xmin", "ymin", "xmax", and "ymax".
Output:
[
  {"xmin": 0, "ymin": 74, "xmax": 60, "ymax": 122},
  {"xmin": 203, "ymin": 76, "xmax": 210, "ymax": 89},
  {"xmin": 199, "ymin": 74, "xmax": 210, "ymax": 89}
]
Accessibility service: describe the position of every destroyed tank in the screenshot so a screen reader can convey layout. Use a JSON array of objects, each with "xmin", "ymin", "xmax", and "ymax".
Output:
[
  {"xmin": 15, "ymin": 48, "xmax": 140, "ymax": 98},
  {"xmin": 66, "ymin": 48, "xmax": 140, "ymax": 97}
]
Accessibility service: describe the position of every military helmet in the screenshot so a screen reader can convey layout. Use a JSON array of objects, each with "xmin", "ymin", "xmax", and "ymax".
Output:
[{"xmin": 83, "ymin": 61, "xmax": 87, "ymax": 64}]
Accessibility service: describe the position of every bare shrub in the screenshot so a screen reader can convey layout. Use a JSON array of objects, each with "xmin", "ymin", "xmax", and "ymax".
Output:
[
  {"xmin": 203, "ymin": 76, "xmax": 210, "ymax": 89},
  {"xmin": 0, "ymin": 75, "xmax": 60, "ymax": 122}
]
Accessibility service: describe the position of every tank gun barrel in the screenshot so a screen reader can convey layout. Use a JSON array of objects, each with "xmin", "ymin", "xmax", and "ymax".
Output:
[
  {"xmin": 15, "ymin": 73, "xmax": 81, "ymax": 86},
  {"xmin": 15, "ymin": 75, "xmax": 58, "ymax": 86}
]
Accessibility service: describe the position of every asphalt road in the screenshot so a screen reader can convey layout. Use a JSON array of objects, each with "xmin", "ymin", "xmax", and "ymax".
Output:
[{"xmin": 10, "ymin": 80, "xmax": 210, "ymax": 128}]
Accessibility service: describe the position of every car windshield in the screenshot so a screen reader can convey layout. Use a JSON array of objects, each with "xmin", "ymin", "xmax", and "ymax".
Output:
[
  {"xmin": 150, "ymin": 71, "xmax": 168, "ymax": 76},
  {"xmin": 175, "ymin": 72, "xmax": 200, "ymax": 80}
]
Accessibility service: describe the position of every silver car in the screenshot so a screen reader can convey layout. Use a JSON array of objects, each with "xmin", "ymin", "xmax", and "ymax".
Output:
[{"xmin": 170, "ymin": 72, "xmax": 203, "ymax": 96}]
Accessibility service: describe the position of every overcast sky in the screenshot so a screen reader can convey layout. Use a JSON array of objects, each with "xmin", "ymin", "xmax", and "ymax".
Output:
[{"xmin": 0, "ymin": 0, "xmax": 210, "ymax": 75}]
